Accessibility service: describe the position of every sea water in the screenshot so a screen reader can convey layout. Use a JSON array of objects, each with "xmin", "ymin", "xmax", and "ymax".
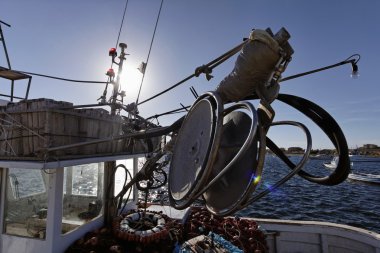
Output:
[
  {"xmin": 237, "ymin": 155, "xmax": 380, "ymax": 233},
  {"xmin": 11, "ymin": 155, "xmax": 380, "ymax": 234}
]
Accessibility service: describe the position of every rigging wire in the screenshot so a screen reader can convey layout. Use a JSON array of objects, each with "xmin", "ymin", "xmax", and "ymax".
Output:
[
  {"xmin": 280, "ymin": 54, "xmax": 360, "ymax": 83},
  {"xmin": 0, "ymin": 2, "xmax": 133, "ymax": 89},
  {"xmin": 116, "ymin": 0, "xmax": 130, "ymax": 96},
  {"xmin": 145, "ymin": 106, "xmax": 190, "ymax": 121},
  {"xmin": 115, "ymin": 0, "xmax": 130, "ymax": 49},
  {"xmin": 100, "ymin": 0, "xmax": 130, "ymax": 101},
  {"xmin": 8, "ymin": 3, "xmax": 132, "ymax": 92},
  {"xmin": 137, "ymin": 40, "xmax": 248, "ymax": 106},
  {"xmin": 11, "ymin": 69, "xmax": 108, "ymax": 84},
  {"xmin": 137, "ymin": 52, "xmax": 359, "ymax": 106},
  {"xmin": 135, "ymin": 0, "xmax": 164, "ymax": 106}
]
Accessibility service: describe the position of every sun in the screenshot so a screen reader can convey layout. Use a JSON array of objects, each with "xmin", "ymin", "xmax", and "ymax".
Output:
[{"xmin": 118, "ymin": 61, "xmax": 144, "ymax": 102}]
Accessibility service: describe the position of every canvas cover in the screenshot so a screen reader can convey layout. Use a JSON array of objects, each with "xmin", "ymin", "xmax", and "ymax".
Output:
[{"xmin": 215, "ymin": 29, "xmax": 281, "ymax": 104}]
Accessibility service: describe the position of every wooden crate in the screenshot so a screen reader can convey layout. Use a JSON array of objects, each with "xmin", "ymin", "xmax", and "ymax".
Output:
[{"xmin": 0, "ymin": 99, "xmax": 124, "ymax": 158}]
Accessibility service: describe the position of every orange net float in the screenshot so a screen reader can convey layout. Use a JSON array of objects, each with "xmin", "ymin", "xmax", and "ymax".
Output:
[{"xmin": 113, "ymin": 210, "xmax": 168, "ymax": 243}]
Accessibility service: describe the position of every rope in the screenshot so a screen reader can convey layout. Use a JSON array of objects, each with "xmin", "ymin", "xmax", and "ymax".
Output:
[
  {"xmin": 203, "ymin": 40, "xmax": 248, "ymax": 72},
  {"xmin": 135, "ymin": 0, "xmax": 164, "ymax": 106},
  {"xmin": 145, "ymin": 106, "xmax": 190, "ymax": 121},
  {"xmin": 137, "ymin": 74, "xmax": 194, "ymax": 106},
  {"xmin": 5, "ymin": 69, "xmax": 108, "ymax": 84},
  {"xmin": 0, "ymin": 20, "xmax": 11, "ymax": 27},
  {"xmin": 137, "ymin": 40, "xmax": 248, "ymax": 106},
  {"xmin": 280, "ymin": 54, "xmax": 360, "ymax": 83}
]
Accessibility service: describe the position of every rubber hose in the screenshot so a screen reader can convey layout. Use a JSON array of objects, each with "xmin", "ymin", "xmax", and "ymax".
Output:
[{"xmin": 266, "ymin": 94, "xmax": 350, "ymax": 185}]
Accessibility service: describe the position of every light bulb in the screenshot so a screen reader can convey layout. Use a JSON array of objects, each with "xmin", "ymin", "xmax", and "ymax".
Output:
[
  {"xmin": 350, "ymin": 63, "xmax": 359, "ymax": 79},
  {"xmin": 351, "ymin": 70, "xmax": 359, "ymax": 79}
]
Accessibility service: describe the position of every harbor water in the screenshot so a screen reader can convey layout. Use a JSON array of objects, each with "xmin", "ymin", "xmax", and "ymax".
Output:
[
  {"xmin": 238, "ymin": 155, "xmax": 380, "ymax": 234},
  {"xmin": 12, "ymin": 155, "xmax": 380, "ymax": 235}
]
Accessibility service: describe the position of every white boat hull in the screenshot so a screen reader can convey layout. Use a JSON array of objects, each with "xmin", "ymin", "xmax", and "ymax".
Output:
[
  {"xmin": 348, "ymin": 173, "xmax": 380, "ymax": 184},
  {"xmin": 256, "ymin": 218, "xmax": 380, "ymax": 253}
]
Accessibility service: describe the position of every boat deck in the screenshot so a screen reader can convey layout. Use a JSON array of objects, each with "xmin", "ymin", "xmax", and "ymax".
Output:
[{"xmin": 256, "ymin": 218, "xmax": 380, "ymax": 253}]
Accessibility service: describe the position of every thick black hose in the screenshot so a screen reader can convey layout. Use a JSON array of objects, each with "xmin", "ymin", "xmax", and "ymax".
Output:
[
  {"xmin": 259, "ymin": 94, "xmax": 351, "ymax": 185},
  {"xmin": 242, "ymin": 120, "xmax": 312, "ymax": 208}
]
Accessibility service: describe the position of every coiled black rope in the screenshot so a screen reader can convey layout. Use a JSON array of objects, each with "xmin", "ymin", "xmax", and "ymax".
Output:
[{"xmin": 246, "ymin": 93, "xmax": 351, "ymax": 186}]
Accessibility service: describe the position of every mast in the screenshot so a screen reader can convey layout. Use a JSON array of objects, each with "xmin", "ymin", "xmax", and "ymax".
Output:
[{"xmin": 104, "ymin": 43, "xmax": 128, "ymax": 226}]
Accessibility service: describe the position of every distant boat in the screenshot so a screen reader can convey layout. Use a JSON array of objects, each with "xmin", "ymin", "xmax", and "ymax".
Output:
[
  {"xmin": 323, "ymin": 156, "xmax": 339, "ymax": 169},
  {"xmin": 323, "ymin": 156, "xmax": 354, "ymax": 169},
  {"xmin": 348, "ymin": 173, "xmax": 380, "ymax": 185},
  {"xmin": 349, "ymin": 154, "xmax": 364, "ymax": 159},
  {"xmin": 309, "ymin": 154, "xmax": 332, "ymax": 160}
]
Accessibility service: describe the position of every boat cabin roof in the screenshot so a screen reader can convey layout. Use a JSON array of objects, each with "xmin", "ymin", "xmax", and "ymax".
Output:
[{"xmin": 0, "ymin": 154, "xmax": 136, "ymax": 169}]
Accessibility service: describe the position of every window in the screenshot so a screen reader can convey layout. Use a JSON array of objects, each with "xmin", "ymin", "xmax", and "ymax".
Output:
[
  {"xmin": 62, "ymin": 163, "xmax": 104, "ymax": 234},
  {"xmin": 64, "ymin": 164, "xmax": 100, "ymax": 196},
  {"xmin": 114, "ymin": 159, "xmax": 135, "ymax": 197},
  {"xmin": 4, "ymin": 168, "xmax": 49, "ymax": 239}
]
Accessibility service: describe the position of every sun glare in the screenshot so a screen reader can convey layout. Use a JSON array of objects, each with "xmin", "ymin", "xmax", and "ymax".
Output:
[{"xmin": 118, "ymin": 61, "xmax": 144, "ymax": 102}]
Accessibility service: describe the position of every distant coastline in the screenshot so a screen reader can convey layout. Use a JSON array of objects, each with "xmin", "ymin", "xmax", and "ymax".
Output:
[{"xmin": 270, "ymin": 144, "xmax": 380, "ymax": 157}]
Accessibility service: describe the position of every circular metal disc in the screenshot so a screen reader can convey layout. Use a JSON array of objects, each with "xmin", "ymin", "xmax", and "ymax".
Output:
[
  {"xmin": 203, "ymin": 111, "xmax": 258, "ymax": 215},
  {"xmin": 169, "ymin": 98, "xmax": 215, "ymax": 203}
]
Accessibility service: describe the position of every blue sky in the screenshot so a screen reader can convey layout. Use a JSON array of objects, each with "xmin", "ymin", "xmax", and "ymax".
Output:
[{"xmin": 0, "ymin": 0, "xmax": 379, "ymax": 149}]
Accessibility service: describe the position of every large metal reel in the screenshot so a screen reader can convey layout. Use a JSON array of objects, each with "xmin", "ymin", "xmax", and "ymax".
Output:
[
  {"xmin": 203, "ymin": 102, "xmax": 264, "ymax": 216},
  {"xmin": 168, "ymin": 92, "xmax": 223, "ymax": 209}
]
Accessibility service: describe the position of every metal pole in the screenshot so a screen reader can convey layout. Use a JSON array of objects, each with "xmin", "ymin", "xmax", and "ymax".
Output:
[
  {"xmin": 0, "ymin": 21, "xmax": 12, "ymax": 69},
  {"xmin": 25, "ymin": 77, "xmax": 32, "ymax": 99},
  {"xmin": 105, "ymin": 43, "xmax": 128, "ymax": 226},
  {"xmin": 10, "ymin": 80, "xmax": 14, "ymax": 101},
  {"xmin": 110, "ymin": 43, "xmax": 127, "ymax": 113}
]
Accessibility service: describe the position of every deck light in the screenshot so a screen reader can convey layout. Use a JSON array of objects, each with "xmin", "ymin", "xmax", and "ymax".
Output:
[
  {"xmin": 109, "ymin": 48, "xmax": 117, "ymax": 57},
  {"xmin": 351, "ymin": 61, "xmax": 359, "ymax": 79},
  {"xmin": 106, "ymin": 68, "xmax": 115, "ymax": 77}
]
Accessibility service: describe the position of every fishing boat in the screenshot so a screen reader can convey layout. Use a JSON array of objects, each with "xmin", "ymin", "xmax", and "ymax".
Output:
[
  {"xmin": 0, "ymin": 2, "xmax": 379, "ymax": 253},
  {"xmin": 323, "ymin": 156, "xmax": 339, "ymax": 169},
  {"xmin": 324, "ymin": 156, "xmax": 354, "ymax": 170},
  {"xmin": 348, "ymin": 172, "xmax": 380, "ymax": 185}
]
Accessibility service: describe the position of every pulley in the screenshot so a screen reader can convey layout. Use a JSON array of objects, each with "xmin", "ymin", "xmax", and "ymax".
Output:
[
  {"xmin": 168, "ymin": 92, "xmax": 266, "ymax": 216},
  {"xmin": 203, "ymin": 109, "xmax": 261, "ymax": 216},
  {"xmin": 168, "ymin": 92, "xmax": 223, "ymax": 209}
]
